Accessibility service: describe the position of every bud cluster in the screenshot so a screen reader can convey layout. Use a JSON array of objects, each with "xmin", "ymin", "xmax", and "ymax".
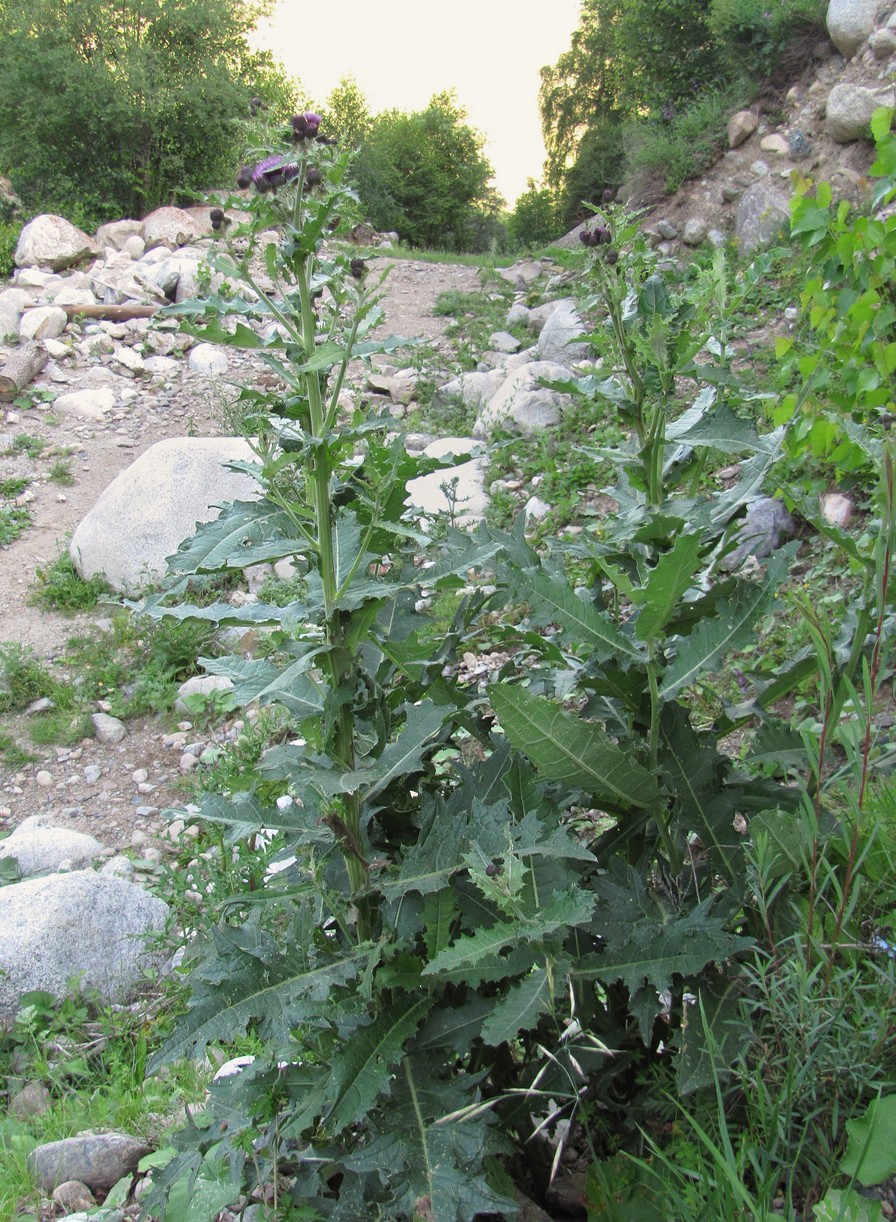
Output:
[
  {"xmin": 580, "ymin": 224, "xmax": 612, "ymax": 248},
  {"xmin": 292, "ymin": 111, "xmax": 322, "ymax": 141}
]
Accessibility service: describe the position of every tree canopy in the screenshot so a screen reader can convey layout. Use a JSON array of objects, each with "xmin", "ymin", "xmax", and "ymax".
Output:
[
  {"xmin": 0, "ymin": 0, "xmax": 291, "ymax": 224},
  {"xmin": 352, "ymin": 91, "xmax": 496, "ymax": 251}
]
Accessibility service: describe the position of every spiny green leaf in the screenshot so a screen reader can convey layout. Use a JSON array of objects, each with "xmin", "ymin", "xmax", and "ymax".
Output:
[
  {"xmin": 490, "ymin": 685, "xmax": 661, "ymax": 813},
  {"xmin": 660, "ymin": 546, "xmax": 794, "ymax": 700},
  {"xmin": 325, "ymin": 997, "xmax": 431, "ymax": 1131},
  {"xmin": 479, "ymin": 964, "xmax": 558, "ymax": 1046},
  {"xmin": 500, "ymin": 565, "xmax": 641, "ymax": 663},
  {"xmin": 423, "ymin": 890, "xmax": 594, "ymax": 977},
  {"xmin": 666, "ymin": 400, "xmax": 779, "ymax": 456},
  {"xmin": 340, "ymin": 700, "xmax": 447, "ymax": 799},
  {"xmin": 657, "ymin": 705, "xmax": 740, "ymax": 880},
  {"xmin": 150, "ymin": 916, "xmax": 367, "ymax": 1069},
  {"xmin": 199, "ymin": 654, "xmax": 324, "ymax": 716},
  {"xmin": 423, "ymin": 889, "xmax": 458, "ymax": 960},
  {"xmin": 633, "ymin": 533, "xmax": 703, "ymax": 642},
  {"xmin": 163, "ymin": 499, "xmax": 301, "ymax": 575},
  {"xmin": 578, "ymin": 895, "xmax": 753, "ymax": 1042}
]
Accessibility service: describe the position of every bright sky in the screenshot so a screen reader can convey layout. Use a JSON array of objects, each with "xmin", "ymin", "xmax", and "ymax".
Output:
[{"xmin": 251, "ymin": 0, "xmax": 583, "ymax": 206}]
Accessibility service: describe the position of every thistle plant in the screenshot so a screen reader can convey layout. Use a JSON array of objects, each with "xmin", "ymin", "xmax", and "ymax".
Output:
[{"xmin": 139, "ymin": 116, "xmax": 611, "ymax": 1219}]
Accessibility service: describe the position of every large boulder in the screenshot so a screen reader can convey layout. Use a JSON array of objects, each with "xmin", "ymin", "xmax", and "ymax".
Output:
[
  {"xmin": 28, "ymin": 1133, "xmax": 153, "ymax": 1194},
  {"xmin": 142, "ymin": 205, "xmax": 207, "ymax": 250},
  {"xmin": 405, "ymin": 438, "xmax": 488, "ymax": 525},
  {"xmin": 735, "ymin": 181, "xmax": 791, "ymax": 252},
  {"xmin": 536, "ymin": 298, "xmax": 590, "ymax": 365},
  {"xmin": 69, "ymin": 436, "xmax": 260, "ymax": 594},
  {"xmin": 474, "ymin": 361, "xmax": 573, "ymax": 438},
  {"xmin": 0, "ymin": 816, "xmax": 105, "ymax": 877},
  {"xmin": 826, "ymin": 0, "xmax": 878, "ymax": 56},
  {"xmin": 435, "ymin": 368, "xmax": 506, "ymax": 412},
  {"xmin": 94, "ymin": 218, "xmax": 143, "ymax": 252},
  {"xmin": 14, "ymin": 215, "xmax": 98, "ymax": 271},
  {"xmin": 826, "ymin": 83, "xmax": 892, "ymax": 143},
  {"xmin": 0, "ymin": 870, "xmax": 169, "ymax": 1024}
]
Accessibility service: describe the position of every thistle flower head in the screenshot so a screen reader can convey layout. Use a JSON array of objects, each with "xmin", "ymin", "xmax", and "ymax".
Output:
[
  {"xmin": 209, "ymin": 207, "xmax": 226, "ymax": 231},
  {"xmin": 292, "ymin": 111, "xmax": 323, "ymax": 141},
  {"xmin": 305, "ymin": 166, "xmax": 323, "ymax": 190},
  {"xmin": 250, "ymin": 155, "xmax": 300, "ymax": 192},
  {"xmin": 236, "ymin": 165, "xmax": 254, "ymax": 190}
]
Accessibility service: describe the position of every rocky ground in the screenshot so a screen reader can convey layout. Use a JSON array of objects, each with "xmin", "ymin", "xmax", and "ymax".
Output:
[{"xmin": 0, "ymin": 257, "xmax": 481, "ymax": 857}]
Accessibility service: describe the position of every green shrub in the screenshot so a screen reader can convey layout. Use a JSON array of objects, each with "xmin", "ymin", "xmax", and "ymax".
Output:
[
  {"xmin": 622, "ymin": 78, "xmax": 755, "ymax": 198},
  {"xmin": 507, "ymin": 180, "xmax": 563, "ymax": 249},
  {"xmin": 560, "ymin": 116, "xmax": 626, "ymax": 228},
  {"xmin": 0, "ymin": 219, "xmax": 18, "ymax": 279},
  {"xmin": 708, "ymin": 0, "xmax": 828, "ymax": 79}
]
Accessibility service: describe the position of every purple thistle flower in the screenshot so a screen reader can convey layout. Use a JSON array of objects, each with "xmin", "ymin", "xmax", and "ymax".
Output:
[{"xmin": 251, "ymin": 155, "xmax": 299, "ymax": 192}]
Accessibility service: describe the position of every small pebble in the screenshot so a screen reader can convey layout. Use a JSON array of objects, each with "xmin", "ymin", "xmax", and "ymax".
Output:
[{"xmin": 35, "ymin": 770, "xmax": 53, "ymax": 788}]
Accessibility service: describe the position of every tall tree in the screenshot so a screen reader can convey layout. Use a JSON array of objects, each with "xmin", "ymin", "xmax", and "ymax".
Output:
[
  {"xmin": 0, "ymin": 0, "xmax": 291, "ymax": 224},
  {"xmin": 539, "ymin": 0, "xmax": 719, "ymax": 192},
  {"xmin": 353, "ymin": 91, "xmax": 494, "ymax": 251}
]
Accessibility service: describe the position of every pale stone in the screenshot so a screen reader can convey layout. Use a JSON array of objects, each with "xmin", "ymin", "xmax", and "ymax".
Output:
[
  {"xmin": 0, "ymin": 816, "xmax": 104, "ymax": 877},
  {"xmin": 536, "ymin": 299, "xmax": 589, "ymax": 364},
  {"xmin": 728, "ymin": 110, "xmax": 759, "ymax": 148},
  {"xmin": 92, "ymin": 712, "xmax": 127, "ymax": 744},
  {"xmin": 188, "ymin": 343, "xmax": 229, "ymax": 375},
  {"xmin": 14, "ymin": 215, "xmax": 98, "ymax": 271},
  {"xmin": 54, "ymin": 388, "xmax": 116, "ymax": 421},
  {"xmin": 827, "ymin": 83, "xmax": 892, "ymax": 142},
  {"xmin": 142, "ymin": 205, "xmax": 205, "ymax": 250},
  {"xmin": 174, "ymin": 674, "xmax": 235, "ymax": 712},
  {"xmin": 27, "ymin": 1132, "xmax": 152, "ymax": 1193},
  {"xmin": 69, "ymin": 437, "xmax": 260, "ymax": 594},
  {"xmin": 759, "ymin": 134, "xmax": 791, "ymax": 155},
  {"xmin": 95, "ymin": 219, "xmax": 143, "ymax": 252},
  {"xmin": 19, "ymin": 305, "xmax": 67, "ymax": 341},
  {"xmin": 475, "ymin": 361, "xmax": 573, "ymax": 438},
  {"xmin": 405, "ymin": 438, "xmax": 488, "ymax": 525},
  {"xmin": 827, "ymin": 0, "xmax": 878, "ymax": 57},
  {"xmin": 0, "ymin": 872, "xmax": 168, "ymax": 1023},
  {"xmin": 682, "ymin": 217, "xmax": 710, "ymax": 246}
]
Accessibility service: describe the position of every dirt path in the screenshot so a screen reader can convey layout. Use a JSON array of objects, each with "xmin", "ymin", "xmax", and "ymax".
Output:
[{"xmin": 0, "ymin": 256, "xmax": 482, "ymax": 848}]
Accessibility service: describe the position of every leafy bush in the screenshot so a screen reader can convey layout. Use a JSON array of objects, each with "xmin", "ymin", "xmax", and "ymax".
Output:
[
  {"xmin": 507, "ymin": 180, "xmax": 563, "ymax": 249},
  {"xmin": 0, "ymin": 219, "xmax": 18, "ymax": 279},
  {"xmin": 354, "ymin": 91, "xmax": 495, "ymax": 250},
  {"xmin": 622, "ymin": 78, "xmax": 755, "ymax": 199},
  {"xmin": 708, "ymin": 0, "xmax": 829, "ymax": 79},
  {"xmin": 0, "ymin": 0, "xmax": 291, "ymax": 224},
  {"xmin": 774, "ymin": 108, "xmax": 896, "ymax": 480}
]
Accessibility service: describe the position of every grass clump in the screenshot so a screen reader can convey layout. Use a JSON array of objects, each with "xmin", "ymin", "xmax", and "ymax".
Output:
[
  {"xmin": 622, "ymin": 78, "xmax": 756, "ymax": 198},
  {"xmin": 5, "ymin": 433, "xmax": 47, "ymax": 459},
  {"xmin": 0, "ymin": 988, "xmax": 208, "ymax": 1218},
  {"xmin": 30, "ymin": 551, "xmax": 112, "ymax": 613}
]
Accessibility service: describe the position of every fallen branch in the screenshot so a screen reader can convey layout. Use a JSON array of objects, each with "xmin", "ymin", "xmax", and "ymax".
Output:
[
  {"xmin": 22, "ymin": 303, "xmax": 163, "ymax": 321},
  {"xmin": 0, "ymin": 341, "xmax": 48, "ymax": 401}
]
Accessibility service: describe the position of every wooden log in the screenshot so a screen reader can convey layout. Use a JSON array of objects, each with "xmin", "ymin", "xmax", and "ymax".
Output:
[
  {"xmin": 0, "ymin": 342, "xmax": 48, "ymax": 401},
  {"xmin": 22, "ymin": 303, "xmax": 162, "ymax": 321}
]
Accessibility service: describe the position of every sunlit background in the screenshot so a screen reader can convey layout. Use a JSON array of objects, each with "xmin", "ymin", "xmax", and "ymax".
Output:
[{"xmin": 251, "ymin": 0, "xmax": 582, "ymax": 205}]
